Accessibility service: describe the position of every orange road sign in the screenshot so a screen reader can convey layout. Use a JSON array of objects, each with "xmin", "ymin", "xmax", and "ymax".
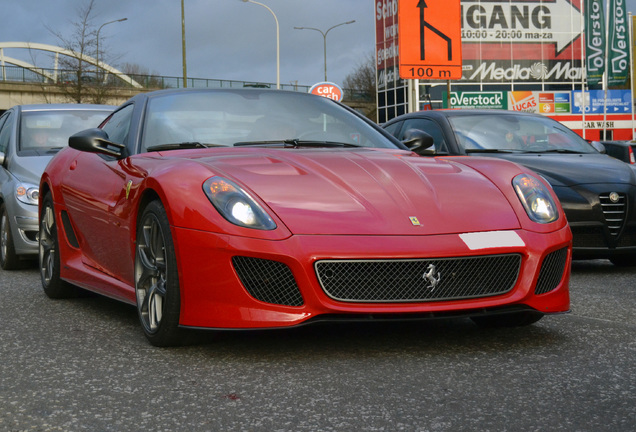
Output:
[{"xmin": 398, "ymin": 0, "xmax": 462, "ymax": 80}]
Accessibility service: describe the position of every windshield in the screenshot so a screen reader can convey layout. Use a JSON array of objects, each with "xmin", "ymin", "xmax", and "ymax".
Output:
[
  {"xmin": 20, "ymin": 110, "xmax": 111, "ymax": 152},
  {"xmin": 141, "ymin": 90, "xmax": 399, "ymax": 151},
  {"xmin": 448, "ymin": 113, "xmax": 597, "ymax": 154}
]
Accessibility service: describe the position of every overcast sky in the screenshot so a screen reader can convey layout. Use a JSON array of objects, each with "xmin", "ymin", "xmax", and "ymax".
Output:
[
  {"xmin": 4, "ymin": 0, "xmax": 636, "ymax": 90},
  {"xmin": 2, "ymin": 0, "xmax": 375, "ymax": 88}
]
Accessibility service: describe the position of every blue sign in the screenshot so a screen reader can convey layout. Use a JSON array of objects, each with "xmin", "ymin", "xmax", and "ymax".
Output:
[{"xmin": 572, "ymin": 90, "xmax": 632, "ymax": 114}]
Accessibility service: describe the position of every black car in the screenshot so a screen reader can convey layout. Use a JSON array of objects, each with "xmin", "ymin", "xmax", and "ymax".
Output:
[
  {"xmin": 600, "ymin": 140, "xmax": 636, "ymax": 165},
  {"xmin": 383, "ymin": 109, "xmax": 636, "ymax": 266}
]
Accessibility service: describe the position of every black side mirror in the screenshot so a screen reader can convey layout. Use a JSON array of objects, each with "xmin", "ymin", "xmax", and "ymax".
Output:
[
  {"xmin": 69, "ymin": 128, "xmax": 128, "ymax": 159},
  {"xmin": 402, "ymin": 129, "xmax": 435, "ymax": 155}
]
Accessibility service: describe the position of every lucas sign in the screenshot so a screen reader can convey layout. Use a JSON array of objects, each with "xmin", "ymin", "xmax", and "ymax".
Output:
[{"xmin": 309, "ymin": 82, "xmax": 344, "ymax": 102}]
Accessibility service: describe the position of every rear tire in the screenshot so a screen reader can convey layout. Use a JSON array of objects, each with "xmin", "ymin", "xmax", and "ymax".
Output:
[
  {"xmin": 135, "ymin": 200, "xmax": 182, "ymax": 347},
  {"xmin": 39, "ymin": 193, "xmax": 76, "ymax": 298},
  {"xmin": 0, "ymin": 203, "xmax": 20, "ymax": 270},
  {"xmin": 471, "ymin": 311, "xmax": 543, "ymax": 328}
]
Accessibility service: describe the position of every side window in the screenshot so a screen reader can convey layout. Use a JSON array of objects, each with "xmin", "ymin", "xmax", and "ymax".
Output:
[
  {"xmin": 401, "ymin": 118, "xmax": 448, "ymax": 154},
  {"xmin": 0, "ymin": 111, "xmax": 14, "ymax": 155},
  {"xmin": 383, "ymin": 121, "xmax": 403, "ymax": 138},
  {"xmin": 101, "ymin": 104, "xmax": 133, "ymax": 146}
]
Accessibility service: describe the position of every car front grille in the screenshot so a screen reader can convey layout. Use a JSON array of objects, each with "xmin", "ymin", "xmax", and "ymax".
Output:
[
  {"xmin": 232, "ymin": 256, "xmax": 304, "ymax": 306},
  {"xmin": 534, "ymin": 247, "xmax": 569, "ymax": 295},
  {"xmin": 570, "ymin": 226, "xmax": 606, "ymax": 248},
  {"xmin": 600, "ymin": 192, "xmax": 627, "ymax": 236},
  {"xmin": 315, "ymin": 254, "xmax": 521, "ymax": 303}
]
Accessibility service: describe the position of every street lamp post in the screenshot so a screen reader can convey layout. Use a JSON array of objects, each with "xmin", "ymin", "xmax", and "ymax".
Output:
[
  {"xmin": 96, "ymin": 18, "xmax": 127, "ymax": 81},
  {"xmin": 294, "ymin": 20, "xmax": 355, "ymax": 82},
  {"xmin": 181, "ymin": 0, "xmax": 187, "ymax": 88},
  {"xmin": 241, "ymin": 0, "xmax": 280, "ymax": 89}
]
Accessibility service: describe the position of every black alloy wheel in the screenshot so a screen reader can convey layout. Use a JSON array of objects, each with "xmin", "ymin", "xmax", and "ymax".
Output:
[
  {"xmin": 135, "ymin": 200, "xmax": 182, "ymax": 347},
  {"xmin": 0, "ymin": 203, "xmax": 19, "ymax": 270},
  {"xmin": 39, "ymin": 193, "xmax": 75, "ymax": 298}
]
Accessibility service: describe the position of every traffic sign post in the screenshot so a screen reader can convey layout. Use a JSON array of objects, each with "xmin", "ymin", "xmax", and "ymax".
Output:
[{"xmin": 397, "ymin": 0, "xmax": 463, "ymax": 80}]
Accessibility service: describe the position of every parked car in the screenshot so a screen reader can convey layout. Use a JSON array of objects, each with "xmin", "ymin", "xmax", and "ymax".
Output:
[
  {"xmin": 382, "ymin": 109, "xmax": 636, "ymax": 266},
  {"xmin": 40, "ymin": 89, "xmax": 571, "ymax": 346},
  {"xmin": 600, "ymin": 140, "xmax": 636, "ymax": 164},
  {"xmin": 0, "ymin": 104, "xmax": 114, "ymax": 270}
]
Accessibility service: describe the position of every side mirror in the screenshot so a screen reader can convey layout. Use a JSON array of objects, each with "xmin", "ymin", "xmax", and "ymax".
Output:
[
  {"xmin": 590, "ymin": 141, "xmax": 606, "ymax": 154},
  {"xmin": 402, "ymin": 129, "xmax": 435, "ymax": 155},
  {"xmin": 69, "ymin": 128, "xmax": 128, "ymax": 159}
]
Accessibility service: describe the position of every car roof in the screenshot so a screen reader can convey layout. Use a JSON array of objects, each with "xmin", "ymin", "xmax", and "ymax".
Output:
[
  {"xmin": 400, "ymin": 109, "xmax": 542, "ymax": 119},
  {"xmin": 126, "ymin": 87, "xmax": 326, "ymax": 104},
  {"xmin": 16, "ymin": 104, "xmax": 115, "ymax": 113}
]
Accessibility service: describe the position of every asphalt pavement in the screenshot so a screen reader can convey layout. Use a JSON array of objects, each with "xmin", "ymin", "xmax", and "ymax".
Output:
[{"xmin": 0, "ymin": 259, "xmax": 634, "ymax": 431}]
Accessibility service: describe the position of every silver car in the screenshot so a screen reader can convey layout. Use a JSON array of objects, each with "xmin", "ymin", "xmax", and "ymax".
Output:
[{"xmin": 0, "ymin": 104, "xmax": 114, "ymax": 269}]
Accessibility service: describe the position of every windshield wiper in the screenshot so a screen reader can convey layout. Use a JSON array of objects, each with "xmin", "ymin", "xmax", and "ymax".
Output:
[
  {"xmin": 522, "ymin": 148, "xmax": 583, "ymax": 154},
  {"xmin": 146, "ymin": 142, "xmax": 222, "ymax": 152},
  {"xmin": 465, "ymin": 148, "xmax": 521, "ymax": 153},
  {"xmin": 234, "ymin": 139, "xmax": 361, "ymax": 148}
]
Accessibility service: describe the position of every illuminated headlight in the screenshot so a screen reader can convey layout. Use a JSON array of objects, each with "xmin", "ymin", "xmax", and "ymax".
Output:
[
  {"xmin": 16, "ymin": 183, "xmax": 39, "ymax": 205},
  {"xmin": 513, "ymin": 174, "xmax": 559, "ymax": 223},
  {"xmin": 203, "ymin": 176, "xmax": 276, "ymax": 230}
]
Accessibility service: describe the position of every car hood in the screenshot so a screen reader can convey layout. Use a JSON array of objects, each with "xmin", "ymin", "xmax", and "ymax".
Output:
[
  {"xmin": 484, "ymin": 153, "xmax": 636, "ymax": 187},
  {"xmin": 200, "ymin": 149, "xmax": 522, "ymax": 235},
  {"xmin": 8, "ymin": 155, "xmax": 53, "ymax": 185}
]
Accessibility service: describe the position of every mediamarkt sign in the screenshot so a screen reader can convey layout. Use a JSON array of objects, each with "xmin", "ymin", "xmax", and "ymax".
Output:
[{"xmin": 463, "ymin": 60, "xmax": 583, "ymax": 82}]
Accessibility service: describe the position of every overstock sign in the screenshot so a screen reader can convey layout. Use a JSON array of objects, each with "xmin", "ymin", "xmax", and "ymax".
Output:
[{"xmin": 445, "ymin": 91, "xmax": 506, "ymax": 109}]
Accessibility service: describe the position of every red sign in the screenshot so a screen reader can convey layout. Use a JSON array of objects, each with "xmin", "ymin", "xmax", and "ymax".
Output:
[
  {"xmin": 309, "ymin": 82, "xmax": 344, "ymax": 102},
  {"xmin": 398, "ymin": 0, "xmax": 463, "ymax": 80}
]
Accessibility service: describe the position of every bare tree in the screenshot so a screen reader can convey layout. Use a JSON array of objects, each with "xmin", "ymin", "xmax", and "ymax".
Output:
[
  {"xmin": 343, "ymin": 52, "xmax": 377, "ymax": 119},
  {"xmin": 120, "ymin": 63, "xmax": 167, "ymax": 89},
  {"xmin": 47, "ymin": 0, "xmax": 121, "ymax": 104},
  {"xmin": 343, "ymin": 51, "xmax": 376, "ymax": 103}
]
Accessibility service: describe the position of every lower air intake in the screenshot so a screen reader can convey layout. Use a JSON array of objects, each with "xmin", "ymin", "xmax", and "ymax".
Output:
[{"xmin": 232, "ymin": 256, "xmax": 304, "ymax": 306}]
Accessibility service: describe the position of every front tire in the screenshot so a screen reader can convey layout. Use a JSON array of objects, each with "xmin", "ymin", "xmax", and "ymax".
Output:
[
  {"xmin": 0, "ymin": 202, "xmax": 20, "ymax": 270},
  {"xmin": 135, "ymin": 200, "xmax": 182, "ymax": 347},
  {"xmin": 39, "ymin": 193, "xmax": 75, "ymax": 298}
]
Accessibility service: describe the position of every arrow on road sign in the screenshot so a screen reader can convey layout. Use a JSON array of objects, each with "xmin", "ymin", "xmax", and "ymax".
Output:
[{"xmin": 418, "ymin": 0, "xmax": 452, "ymax": 61}]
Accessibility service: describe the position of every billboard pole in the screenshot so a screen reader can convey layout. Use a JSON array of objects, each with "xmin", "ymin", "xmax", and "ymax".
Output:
[
  {"xmin": 581, "ymin": 0, "xmax": 586, "ymax": 140},
  {"xmin": 630, "ymin": 13, "xmax": 635, "ymax": 140},
  {"xmin": 603, "ymin": 2, "xmax": 609, "ymax": 142}
]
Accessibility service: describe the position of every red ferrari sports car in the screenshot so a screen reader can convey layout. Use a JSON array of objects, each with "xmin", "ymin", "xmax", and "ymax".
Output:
[{"xmin": 39, "ymin": 89, "xmax": 571, "ymax": 346}]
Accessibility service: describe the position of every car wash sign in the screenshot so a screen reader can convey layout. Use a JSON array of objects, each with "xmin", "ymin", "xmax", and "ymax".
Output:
[{"xmin": 309, "ymin": 82, "xmax": 344, "ymax": 102}]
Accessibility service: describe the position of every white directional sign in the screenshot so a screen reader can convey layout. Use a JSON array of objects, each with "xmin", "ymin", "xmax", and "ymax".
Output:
[{"xmin": 461, "ymin": 0, "xmax": 582, "ymax": 53}]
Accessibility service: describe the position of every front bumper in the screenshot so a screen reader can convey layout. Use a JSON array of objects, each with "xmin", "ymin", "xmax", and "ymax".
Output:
[
  {"xmin": 173, "ymin": 226, "xmax": 572, "ymax": 329},
  {"xmin": 6, "ymin": 199, "xmax": 39, "ymax": 256}
]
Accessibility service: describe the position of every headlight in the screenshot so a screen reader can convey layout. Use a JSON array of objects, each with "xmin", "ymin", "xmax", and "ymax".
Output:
[
  {"xmin": 513, "ymin": 174, "xmax": 559, "ymax": 223},
  {"xmin": 16, "ymin": 183, "xmax": 39, "ymax": 205},
  {"xmin": 203, "ymin": 176, "xmax": 276, "ymax": 230}
]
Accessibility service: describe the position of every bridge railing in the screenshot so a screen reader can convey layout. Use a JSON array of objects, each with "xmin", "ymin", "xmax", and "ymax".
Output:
[
  {"xmin": 0, "ymin": 64, "xmax": 309, "ymax": 91},
  {"xmin": 0, "ymin": 64, "xmax": 373, "ymax": 102}
]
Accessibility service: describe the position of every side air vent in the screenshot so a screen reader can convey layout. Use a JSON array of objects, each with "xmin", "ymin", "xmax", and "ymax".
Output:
[{"xmin": 60, "ymin": 211, "xmax": 79, "ymax": 248}]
